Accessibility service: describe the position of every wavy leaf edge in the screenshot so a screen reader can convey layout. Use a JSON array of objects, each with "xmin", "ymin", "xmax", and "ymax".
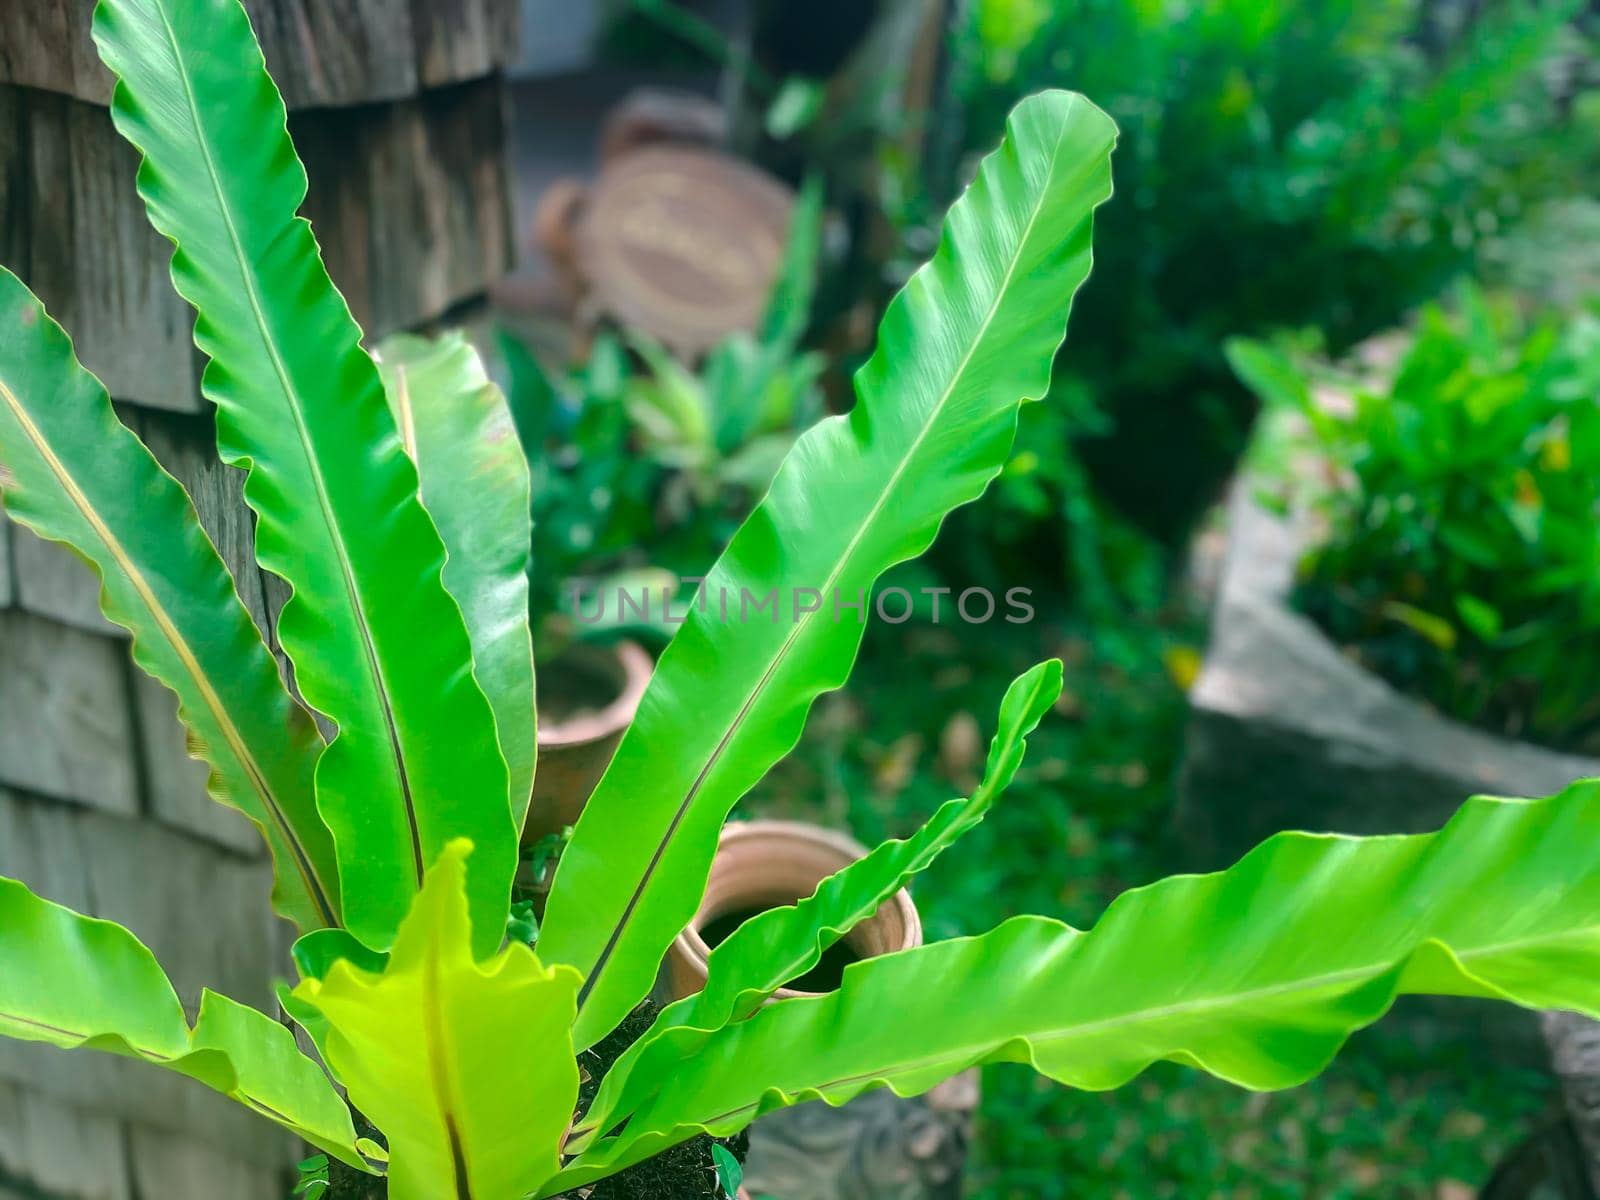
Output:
[
  {"xmin": 0, "ymin": 878, "xmax": 368, "ymax": 1170},
  {"xmin": 557, "ymin": 786, "xmax": 1600, "ymax": 1185},
  {"xmin": 0, "ymin": 267, "xmax": 337, "ymax": 930},
  {"xmin": 573, "ymin": 659, "xmax": 1065, "ymax": 1143},
  {"xmin": 544, "ymin": 88, "xmax": 1119, "ymax": 1049},
  {"xmin": 90, "ymin": 0, "xmax": 516, "ymax": 954}
]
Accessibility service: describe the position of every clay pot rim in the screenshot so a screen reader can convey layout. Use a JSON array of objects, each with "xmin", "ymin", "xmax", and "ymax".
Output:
[
  {"xmin": 674, "ymin": 818, "xmax": 923, "ymax": 1002},
  {"xmin": 537, "ymin": 638, "xmax": 652, "ymax": 749}
]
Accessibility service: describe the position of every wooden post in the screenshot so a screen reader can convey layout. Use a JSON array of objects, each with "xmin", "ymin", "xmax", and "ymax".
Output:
[{"xmin": 0, "ymin": 4, "xmax": 517, "ymax": 1194}]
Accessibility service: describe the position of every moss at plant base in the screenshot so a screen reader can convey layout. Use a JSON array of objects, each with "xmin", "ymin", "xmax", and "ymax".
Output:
[{"xmin": 322, "ymin": 1001, "xmax": 748, "ymax": 1199}]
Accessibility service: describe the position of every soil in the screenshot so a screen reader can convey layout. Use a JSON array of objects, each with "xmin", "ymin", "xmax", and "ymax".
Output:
[
  {"xmin": 569, "ymin": 1000, "xmax": 749, "ymax": 1200},
  {"xmin": 326, "ymin": 1116, "xmax": 387, "ymax": 1198},
  {"xmin": 701, "ymin": 906, "xmax": 861, "ymax": 993},
  {"xmin": 322, "ymin": 1001, "xmax": 747, "ymax": 1200}
]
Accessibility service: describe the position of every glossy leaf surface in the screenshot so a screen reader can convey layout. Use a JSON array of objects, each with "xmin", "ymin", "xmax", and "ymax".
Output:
[
  {"xmin": 295, "ymin": 842, "xmax": 581, "ymax": 1200},
  {"xmin": 0, "ymin": 268, "xmax": 336, "ymax": 931},
  {"xmin": 0, "ymin": 878, "xmax": 364, "ymax": 1168},
  {"xmin": 543, "ymin": 90, "xmax": 1118, "ymax": 1047},
  {"xmin": 576, "ymin": 659, "xmax": 1062, "ymax": 1142},
  {"xmin": 92, "ymin": 0, "xmax": 514, "ymax": 953},
  {"xmin": 377, "ymin": 333, "xmax": 537, "ymax": 829},
  {"xmin": 559, "ymin": 784, "xmax": 1600, "ymax": 1183}
]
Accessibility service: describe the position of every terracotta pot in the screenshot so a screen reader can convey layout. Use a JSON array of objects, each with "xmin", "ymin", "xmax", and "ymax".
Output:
[
  {"xmin": 525, "ymin": 639, "xmax": 652, "ymax": 843},
  {"xmin": 667, "ymin": 820, "xmax": 922, "ymax": 1004}
]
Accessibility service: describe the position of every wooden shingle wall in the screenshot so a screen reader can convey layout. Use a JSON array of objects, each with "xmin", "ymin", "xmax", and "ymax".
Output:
[{"xmin": 0, "ymin": 4, "xmax": 518, "ymax": 1195}]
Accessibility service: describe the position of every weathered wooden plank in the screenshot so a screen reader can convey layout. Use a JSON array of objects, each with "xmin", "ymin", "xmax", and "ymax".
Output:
[
  {"xmin": 1, "ymin": 80, "xmax": 512, "ymax": 408},
  {"xmin": 247, "ymin": 0, "xmax": 420, "ymax": 110},
  {"xmin": 3, "ymin": 86, "xmax": 201, "ymax": 412},
  {"xmin": 0, "ymin": 610, "xmax": 138, "ymax": 811},
  {"xmin": 76, "ymin": 807, "xmax": 279, "ymax": 1009},
  {"xmin": 294, "ymin": 75, "xmax": 515, "ymax": 338},
  {"xmin": 0, "ymin": 789, "xmax": 289, "ymax": 1166},
  {"xmin": 0, "ymin": 86, "xmax": 26, "ymax": 293},
  {"xmin": 0, "ymin": 1079, "xmax": 132, "ymax": 1200},
  {"xmin": 12, "ymin": 523, "xmax": 120, "ymax": 636},
  {"xmin": 132, "ymin": 407, "xmax": 270, "ymax": 632},
  {"xmin": 59, "ymin": 98, "xmax": 199, "ymax": 411},
  {"xmin": 0, "ymin": 783, "xmax": 92, "ymax": 910},
  {"xmin": 0, "ymin": 71, "xmax": 28, "ymax": 300},
  {"xmin": 127, "ymin": 1125, "xmax": 289, "ymax": 1200},
  {"xmin": 0, "ymin": 0, "xmax": 519, "ymax": 108},
  {"xmin": 412, "ymin": 0, "xmax": 496, "ymax": 88},
  {"xmin": 494, "ymin": 0, "xmax": 523, "ymax": 68},
  {"xmin": 0, "ymin": 3, "xmax": 102, "ymax": 111},
  {"xmin": 131, "ymin": 669, "xmax": 263, "ymax": 856},
  {"xmin": 0, "ymin": 1036, "xmax": 286, "ymax": 1175},
  {"xmin": 0, "ymin": 509, "xmax": 14, "ymax": 607}
]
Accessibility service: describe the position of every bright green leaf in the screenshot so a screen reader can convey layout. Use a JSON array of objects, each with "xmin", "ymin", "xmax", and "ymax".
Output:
[
  {"xmin": 507, "ymin": 898, "xmax": 540, "ymax": 946},
  {"xmin": 91, "ymin": 0, "xmax": 515, "ymax": 954},
  {"xmin": 543, "ymin": 90, "xmax": 1118, "ymax": 1049},
  {"xmin": 560, "ymin": 784, "xmax": 1600, "ymax": 1183},
  {"xmin": 1224, "ymin": 337, "xmax": 1312, "ymax": 415},
  {"xmin": 0, "ymin": 268, "xmax": 337, "ymax": 932},
  {"xmin": 765, "ymin": 77, "xmax": 827, "ymax": 139},
  {"xmin": 0, "ymin": 878, "xmax": 365, "ymax": 1170},
  {"xmin": 293, "ymin": 929, "xmax": 392, "ymax": 981},
  {"xmin": 575, "ymin": 660, "xmax": 1063, "ymax": 1143},
  {"xmin": 295, "ymin": 842, "xmax": 581, "ymax": 1200},
  {"xmin": 711, "ymin": 1142, "xmax": 743, "ymax": 1197},
  {"xmin": 377, "ymin": 332, "xmax": 538, "ymax": 830}
]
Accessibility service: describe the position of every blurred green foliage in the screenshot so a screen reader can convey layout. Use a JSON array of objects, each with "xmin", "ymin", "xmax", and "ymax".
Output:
[
  {"xmin": 953, "ymin": 0, "xmax": 1598, "ymax": 541},
  {"xmin": 496, "ymin": 180, "xmax": 826, "ymax": 649},
  {"xmin": 972, "ymin": 1041, "xmax": 1550, "ymax": 1199},
  {"xmin": 496, "ymin": 325, "xmax": 822, "ymax": 649},
  {"xmin": 498, "ymin": 330, "xmax": 657, "ymax": 645},
  {"xmin": 1231, "ymin": 288, "xmax": 1600, "ymax": 752},
  {"xmin": 934, "ymin": 379, "xmax": 1170, "ymax": 639},
  {"xmin": 620, "ymin": 176, "xmax": 827, "ymax": 566}
]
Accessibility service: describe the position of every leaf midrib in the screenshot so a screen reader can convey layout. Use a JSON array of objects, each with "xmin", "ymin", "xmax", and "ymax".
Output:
[
  {"xmin": 393, "ymin": 364, "xmax": 420, "ymax": 464},
  {"xmin": 0, "ymin": 377, "xmax": 334, "ymax": 926},
  {"xmin": 420, "ymin": 930, "xmax": 473, "ymax": 1199},
  {"xmin": 145, "ymin": 0, "xmax": 425, "ymax": 884},
  {"xmin": 576, "ymin": 98, "xmax": 1090, "ymax": 1014},
  {"xmin": 573, "ymin": 676, "xmax": 1049, "ymax": 1140}
]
